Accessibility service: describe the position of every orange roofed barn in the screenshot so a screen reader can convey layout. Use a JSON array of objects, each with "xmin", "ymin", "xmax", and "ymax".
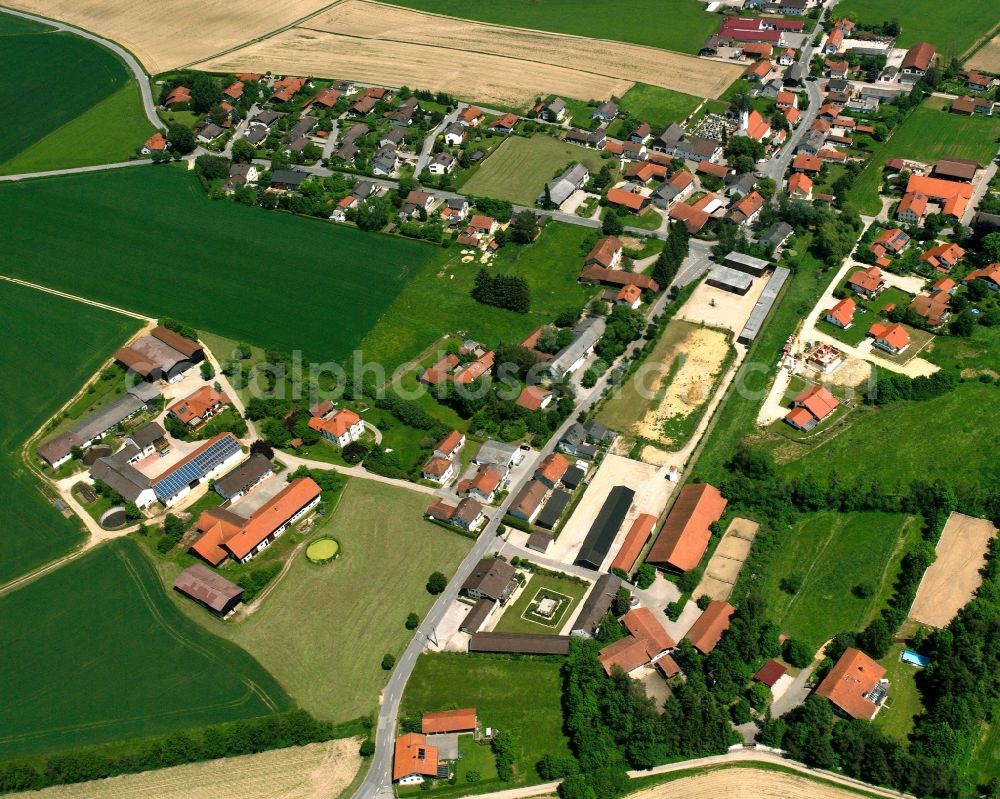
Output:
[
  {"xmin": 422, "ymin": 708, "xmax": 477, "ymax": 734},
  {"xmin": 684, "ymin": 600, "xmax": 734, "ymax": 654},
  {"xmin": 646, "ymin": 483, "xmax": 727, "ymax": 572},
  {"xmin": 611, "ymin": 513, "xmax": 657, "ymax": 574},
  {"xmin": 219, "ymin": 477, "xmax": 321, "ymax": 564},
  {"xmin": 817, "ymin": 647, "xmax": 888, "ymax": 719},
  {"xmin": 394, "ymin": 733, "xmax": 440, "ymax": 784}
]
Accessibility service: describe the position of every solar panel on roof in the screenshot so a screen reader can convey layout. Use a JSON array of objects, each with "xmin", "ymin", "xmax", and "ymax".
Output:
[{"xmin": 154, "ymin": 436, "xmax": 241, "ymax": 500}]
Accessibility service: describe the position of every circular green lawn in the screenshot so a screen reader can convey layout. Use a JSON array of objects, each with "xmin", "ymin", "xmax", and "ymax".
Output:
[{"xmin": 305, "ymin": 537, "xmax": 340, "ymax": 564}]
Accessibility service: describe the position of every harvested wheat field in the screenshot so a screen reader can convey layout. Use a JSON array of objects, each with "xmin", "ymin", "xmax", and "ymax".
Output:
[
  {"xmin": 695, "ymin": 518, "xmax": 759, "ymax": 601},
  {"xmin": 195, "ymin": 0, "xmax": 741, "ymax": 106},
  {"xmin": 634, "ymin": 326, "xmax": 731, "ymax": 447},
  {"xmin": 967, "ymin": 36, "xmax": 1000, "ymax": 73},
  {"xmin": 625, "ymin": 767, "xmax": 874, "ymax": 799},
  {"xmin": 3, "ymin": 0, "xmax": 334, "ymax": 73},
  {"xmin": 14, "ymin": 739, "xmax": 362, "ymax": 799},
  {"xmin": 909, "ymin": 512, "xmax": 997, "ymax": 628}
]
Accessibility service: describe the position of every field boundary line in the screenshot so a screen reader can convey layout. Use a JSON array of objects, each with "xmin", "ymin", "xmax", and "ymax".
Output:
[{"xmin": 0, "ymin": 274, "xmax": 151, "ymax": 320}]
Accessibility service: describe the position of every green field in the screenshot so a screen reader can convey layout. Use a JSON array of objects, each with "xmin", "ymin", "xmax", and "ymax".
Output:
[
  {"xmin": 0, "ymin": 281, "xmax": 139, "ymax": 585},
  {"xmin": 493, "ymin": 572, "xmax": 589, "ymax": 634},
  {"xmin": 834, "ymin": 0, "xmax": 1000, "ymax": 57},
  {"xmin": 0, "ymin": 538, "xmax": 291, "ymax": 759},
  {"xmin": 462, "ymin": 134, "xmax": 609, "ymax": 205},
  {"xmin": 874, "ymin": 645, "xmax": 924, "ymax": 742},
  {"xmin": 759, "ymin": 511, "xmax": 918, "ymax": 649},
  {"xmin": 189, "ymin": 480, "xmax": 471, "ymax": 724},
  {"xmin": 971, "ymin": 706, "xmax": 1000, "ymax": 784},
  {"xmin": 617, "ymin": 83, "xmax": 702, "ymax": 129},
  {"xmin": 0, "ymin": 167, "xmax": 443, "ymax": 362},
  {"xmin": 0, "ymin": 13, "xmax": 152, "ymax": 172},
  {"xmin": 402, "ymin": 652, "xmax": 572, "ymax": 788},
  {"xmin": 386, "ymin": 0, "xmax": 719, "ymax": 55},
  {"xmin": 360, "ymin": 219, "xmax": 597, "ymax": 368},
  {"xmin": 847, "ymin": 97, "xmax": 1000, "ymax": 214},
  {"xmin": 771, "ymin": 382, "xmax": 1000, "ymax": 488}
]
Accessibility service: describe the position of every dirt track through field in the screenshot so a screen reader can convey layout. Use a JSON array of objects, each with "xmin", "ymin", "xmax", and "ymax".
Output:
[
  {"xmin": 909, "ymin": 511, "xmax": 996, "ymax": 628},
  {"xmin": 194, "ymin": 0, "xmax": 742, "ymax": 106},
  {"xmin": 15, "ymin": 739, "xmax": 362, "ymax": 799},
  {"xmin": 626, "ymin": 767, "xmax": 875, "ymax": 799}
]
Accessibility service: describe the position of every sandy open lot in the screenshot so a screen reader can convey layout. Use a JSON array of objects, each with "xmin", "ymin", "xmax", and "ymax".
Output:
[
  {"xmin": 194, "ymin": 0, "xmax": 742, "ymax": 106},
  {"xmin": 678, "ymin": 278, "xmax": 767, "ymax": 334},
  {"xmin": 549, "ymin": 454, "xmax": 675, "ymax": 568},
  {"xmin": 626, "ymin": 766, "xmax": 868, "ymax": 799},
  {"xmin": 910, "ymin": 512, "xmax": 997, "ymax": 628},
  {"xmin": 634, "ymin": 326, "xmax": 731, "ymax": 447},
  {"xmin": 16, "ymin": 739, "xmax": 362, "ymax": 799},
  {"xmin": 694, "ymin": 518, "xmax": 759, "ymax": 601},
  {"xmin": 4, "ymin": 0, "xmax": 335, "ymax": 73},
  {"xmin": 967, "ymin": 35, "xmax": 1000, "ymax": 72}
]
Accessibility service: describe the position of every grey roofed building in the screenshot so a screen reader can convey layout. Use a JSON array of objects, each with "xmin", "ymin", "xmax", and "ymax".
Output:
[
  {"xmin": 784, "ymin": 63, "xmax": 805, "ymax": 84},
  {"xmin": 128, "ymin": 421, "xmax": 166, "ymax": 450},
  {"xmin": 38, "ymin": 393, "xmax": 146, "ymax": 467},
  {"xmin": 592, "ymin": 100, "xmax": 619, "ymax": 120},
  {"xmin": 461, "ymin": 558, "xmax": 518, "ymax": 603},
  {"xmin": 548, "ymin": 317, "xmax": 606, "ymax": 377},
  {"xmin": 527, "ymin": 530, "xmax": 553, "ymax": 552},
  {"xmin": 431, "ymin": 151, "xmax": 456, "ymax": 170},
  {"xmin": 536, "ymin": 489, "xmax": 572, "ymax": 530},
  {"xmin": 336, "ymin": 142, "xmax": 358, "ymax": 162},
  {"xmin": 90, "ymin": 445, "xmax": 152, "ymax": 503},
  {"xmin": 473, "ymin": 440, "xmax": 520, "ymax": 469},
  {"xmin": 674, "ymin": 136, "xmax": 722, "ymax": 163},
  {"xmin": 380, "ymin": 126, "xmax": 406, "ymax": 147},
  {"xmin": 707, "ymin": 265, "xmax": 754, "ymax": 295},
  {"xmin": 127, "ymin": 382, "xmax": 162, "ymax": 405},
  {"xmin": 213, "ymin": 453, "xmax": 273, "ymax": 499},
  {"xmin": 559, "ymin": 422, "xmax": 588, "ymax": 455},
  {"xmin": 543, "ymin": 162, "xmax": 589, "ymax": 207},
  {"xmin": 253, "ymin": 109, "xmax": 284, "ymax": 127},
  {"xmin": 562, "ymin": 464, "xmax": 586, "ymax": 490},
  {"xmin": 585, "ymin": 421, "xmax": 613, "ymax": 443},
  {"xmin": 352, "ymin": 179, "xmax": 377, "ymax": 199},
  {"xmin": 173, "ymin": 563, "xmax": 244, "ymax": 616},
  {"xmin": 652, "ymin": 181, "xmax": 682, "ymax": 208},
  {"xmin": 575, "ymin": 485, "xmax": 634, "ymax": 570},
  {"xmin": 269, "ymin": 169, "xmax": 309, "ymax": 189},
  {"xmin": 757, "ymin": 78, "xmax": 784, "ymax": 99},
  {"xmin": 572, "ymin": 573, "xmax": 622, "ymax": 637},
  {"xmin": 759, "ymin": 221, "xmax": 794, "ymax": 251},
  {"xmin": 652, "ymin": 123, "xmax": 685, "ymax": 153},
  {"xmin": 726, "ymin": 172, "xmax": 757, "ymax": 197},
  {"xmin": 244, "ymin": 125, "xmax": 268, "ymax": 146},
  {"xmin": 290, "ymin": 116, "xmax": 318, "ymax": 138},
  {"xmin": 739, "ymin": 266, "xmax": 789, "ymax": 344},
  {"xmin": 724, "ymin": 251, "xmax": 770, "ymax": 276},
  {"xmin": 341, "ymin": 123, "xmax": 369, "ymax": 143},
  {"xmin": 226, "ymin": 163, "xmax": 256, "ymax": 190},
  {"xmin": 827, "ymin": 78, "xmax": 850, "ymax": 93},
  {"xmin": 197, "ymin": 123, "xmax": 224, "ymax": 141},
  {"xmin": 796, "ymin": 131, "xmax": 827, "ymax": 155},
  {"xmin": 469, "ymin": 632, "xmax": 570, "ymax": 655},
  {"xmin": 460, "ymin": 597, "xmax": 495, "ymax": 634}
]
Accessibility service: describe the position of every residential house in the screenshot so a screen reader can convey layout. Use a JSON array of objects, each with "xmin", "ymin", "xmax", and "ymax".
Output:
[
  {"xmin": 778, "ymin": 47, "xmax": 797, "ymax": 66},
  {"xmin": 825, "ymin": 297, "xmax": 856, "ymax": 329},
  {"xmin": 847, "ymin": 266, "xmax": 886, "ymax": 298},
  {"xmin": 163, "ymin": 86, "xmax": 190, "ymax": 108},
  {"xmin": 548, "ymin": 317, "xmax": 606, "ymax": 377},
  {"xmin": 606, "ymin": 185, "xmax": 649, "ymax": 214},
  {"xmin": 380, "ymin": 127, "xmax": 407, "ymax": 149},
  {"xmin": 906, "ymin": 175, "xmax": 974, "ymax": 218},
  {"xmin": 598, "ymin": 606, "xmax": 676, "ymax": 676},
  {"xmin": 964, "ymin": 71, "xmax": 994, "ymax": 92},
  {"xmin": 684, "ymin": 600, "xmax": 735, "ymax": 654},
  {"xmin": 515, "ymin": 385, "xmax": 554, "ymax": 411},
  {"xmin": 225, "ymin": 163, "xmax": 258, "ymax": 192},
  {"xmin": 868, "ymin": 322, "xmax": 910, "ymax": 354},
  {"xmin": 538, "ymin": 97, "xmax": 567, "ymax": 122},
  {"xmin": 726, "ymin": 191, "xmax": 765, "ymax": 226},
  {"xmin": 372, "ymin": 145, "xmax": 399, "ymax": 176},
  {"xmin": 909, "ymin": 287, "xmax": 951, "ymax": 327},
  {"xmin": 141, "ymin": 132, "xmax": 167, "ymax": 155},
  {"xmin": 965, "ymin": 264, "xmax": 1000, "ymax": 290},
  {"xmin": 744, "ymin": 60, "xmax": 775, "ymax": 82},
  {"xmin": 308, "ymin": 409, "xmax": 365, "ymax": 447},
  {"xmin": 270, "ymin": 76, "xmax": 307, "ymax": 103},
  {"xmin": 468, "ymin": 215, "xmax": 497, "ymax": 236},
  {"xmin": 457, "ymin": 465, "xmax": 504, "ymax": 504},
  {"xmin": 897, "ymin": 191, "xmax": 927, "ymax": 225},
  {"xmin": 784, "ymin": 384, "xmax": 839, "ymax": 430},
  {"xmin": 489, "ymin": 113, "xmax": 519, "ymax": 134},
  {"xmin": 393, "ymin": 734, "xmax": 440, "ymax": 785},
  {"xmin": 422, "ymin": 457, "xmax": 457, "ymax": 485},
  {"xmin": 167, "ymin": 385, "xmax": 229, "ymax": 429},
  {"xmin": 269, "ymin": 169, "xmax": 309, "ymax": 191},
  {"xmin": 585, "ymin": 236, "xmax": 623, "ymax": 270},
  {"xmin": 951, "ymin": 95, "xmax": 994, "ymax": 116},
  {"xmin": 124, "ymin": 421, "xmax": 167, "ymax": 461},
  {"xmin": 508, "ymin": 480, "xmax": 549, "ymax": 523},
  {"xmin": 459, "ymin": 106, "xmax": 485, "ymax": 127},
  {"xmin": 461, "ymin": 558, "xmax": 517, "ymax": 603},
  {"xmin": 817, "ymin": 648, "xmax": 888, "ymax": 720},
  {"xmin": 900, "ymin": 42, "xmax": 936, "ymax": 83},
  {"xmin": 305, "ymin": 87, "xmax": 340, "ymax": 109},
  {"xmin": 617, "ymin": 284, "xmax": 643, "ymax": 309},
  {"xmin": 871, "ymin": 227, "xmax": 910, "ymax": 255},
  {"xmin": 543, "ymin": 163, "xmax": 589, "ymax": 207},
  {"xmin": 473, "ymin": 439, "xmax": 523, "ymax": 471},
  {"xmin": 534, "ymin": 453, "xmax": 570, "ymax": 489},
  {"xmin": 196, "ymin": 123, "xmax": 224, "ymax": 144},
  {"xmin": 787, "ymin": 171, "xmax": 813, "ymax": 200},
  {"xmin": 350, "ymin": 96, "xmax": 376, "ymax": 117},
  {"xmin": 428, "ymin": 151, "xmax": 457, "ymax": 175},
  {"xmin": 434, "ymin": 430, "xmax": 465, "ymax": 460},
  {"xmin": 593, "ymin": 100, "xmax": 619, "ymax": 121},
  {"xmin": 776, "ymin": 90, "xmax": 798, "ymax": 111},
  {"xmin": 399, "ymin": 189, "xmax": 435, "ymax": 220},
  {"xmin": 759, "ymin": 220, "xmax": 794, "ymax": 251}
]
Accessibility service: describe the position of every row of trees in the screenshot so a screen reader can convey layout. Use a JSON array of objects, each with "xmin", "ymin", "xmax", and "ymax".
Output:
[{"xmin": 650, "ymin": 221, "xmax": 690, "ymax": 288}]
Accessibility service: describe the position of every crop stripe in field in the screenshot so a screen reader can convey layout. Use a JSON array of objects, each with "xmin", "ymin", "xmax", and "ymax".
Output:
[
  {"xmin": 778, "ymin": 516, "xmax": 841, "ymax": 624},
  {"xmin": 115, "ymin": 546, "xmax": 281, "ymax": 713},
  {"xmin": 0, "ymin": 275, "xmax": 150, "ymax": 320}
]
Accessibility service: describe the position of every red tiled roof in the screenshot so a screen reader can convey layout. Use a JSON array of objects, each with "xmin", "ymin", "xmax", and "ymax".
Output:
[
  {"xmin": 586, "ymin": 236, "xmax": 623, "ymax": 268},
  {"xmin": 898, "ymin": 191, "xmax": 927, "ymax": 218},
  {"xmin": 580, "ymin": 265, "xmax": 660, "ymax": 291},
  {"xmin": 516, "ymin": 385, "xmax": 553, "ymax": 411},
  {"xmin": 669, "ymin": 202, "xmax": 710, "ymax": 233},
  {"xmin": 965, "ymin": 264, "xmax": 1000, "ymax": 286},
  {"xmin": 191, "ymin": 508, "xmax": 244, "ymax": 566},
  {"xmin": 393, "ymin": 733, "xmax": 439, "ymax": 781},
  {"xmin": 848, "ymin": 266, "xmax": 884, "ymax": 292},
  {"xmin": 743, "ymin": 109, "xmax": 770, "ymax": 141},
  {"xmin": 617, "ymin": 284, "xmax": 643, "ymax": 305},
  {"xmin": 164, "ymin": 86, "xmax": 190, "ymax": 106},
  {"xmin": 599, "ymin": 636, "xmax": 651, "ymax": 675},
  {"xmin": 436, "ymin": 430, "xmax": 463, "ymax": 457},
  {"xmin": 607, "ymin": 187, "xmax": 648, "ymax": 211},
  {"xmin": 309, "ymin": 408, "xmax": 361, "ymax": 438},
  {"xmin": 469, "ymin": 214, "xmax": 496, "ymax": 230},
  {"xmin": 535, "ymin": 452, "xmax": 570, "ymax": 483},
  {"xmin": 787, "ymin": 171, "xmax": 812, "ymax": 195},
  {"xmin": 754, "ymin": 659, "xmax": 787, "ymax": 687},
  {"xmin": 784, "ymin": 107, "xmax": 801, "ymax": 126},
  {"xmin": 422, "ymin": 353, "xmax": 460, "ymax": 385},
  {"xmin": 491, "ymin": 112, "xmax": 519, "ymax": 130},
  {"xmin": 784, "ymin": 406, "xmax": 815, "ymax": 430},
  {"xmin": 868, "ymin": 322, "xmax": 910, "ymax": 350},
  {"xmin": 826, "ymin": 297, "xmax": 855, "ymax": 327},
  {"xmin": 460, "ymin": 106, "xmax": 484, "ymax": 124},
  {"xmin": 422, "ymin": 709, "xmax": 477, "ymax": 734},
  {"xmin": 684, "ymin": 600, "xmax": 735, "ymax": 654},
  {"xmin": 168, "ymin": 385, "xmax": 229, "ymax": 425},
  {"xmin": 271, "ymin": 76, "xmax": 307, "ymax": 103},
  {"xmin": 224, "ymin": 477, "xmax": 321, "ymax": 560},
  {"xmin": 622, "ymin": 606, "xmax": 675, "ymax": 657},
  {"xmin": 902, "ymin": 42, "xmax": 935, "ymax": 72},
  {"xmin": 816, "ymin": 647, "xmax": 886, "ymax": 719},
  {"xmin": 423, "ymin": 456, "xmax": 453, "ymax": 478},
  {"xmin": 224, "ymin": 81, "xmax": 244, "ymax": 100},
  {"xmin": 454, "ymin": 351, "xmax": 495, "ymax": 385},
  {"xmin": 647, "ymin": 483, "xmax": 727, "ymax": 572},
  {"xmin": 794, "ymin": 385, "xmax": 838, "ymax": 421},
  {"xmin": 920, "ymin": 242, "xmax": 964, "ymax": 269},
  {"xmin": 144, "ymin": 131, "xmax": 167, "ymax": 151},
  {"xmin": 697, "ymin": 161, "xmax": 729, "ymax": 178},
  {"xmin": 611, "ymin": 513, "xmax": 657, "ymax": 573}
]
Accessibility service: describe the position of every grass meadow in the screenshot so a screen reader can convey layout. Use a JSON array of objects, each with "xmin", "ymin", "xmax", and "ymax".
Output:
[
  {"xmin": 0, "ymin": 14, "xmax": 150, "ymax": 172},
  {"xmin": 847, "ymin": 97, "xmax": 1000, "ymax": 214},
  {"xmin": 874, "ymin": 644, "xmax": 924, "ymax": 742},
  {"xmin": 0, "ymin": 167, "xmax": 440, "ymax": 362},
  {"xmin": 833, "ymin": 0, "xmax": 1000, "ymax": 57},
  {"xmin": 757, "ymin": 511, "xmax": 918, "ymax": 650},
  {"xmin": 0, "ymin": 281, "xmax": 139, "ymax": 585},
  {"xmin": 186, "ymin": 480, "xmax": 472, "ymax": 724},
  {"xmin": 360, "ymin": 219, "xmax": 598, "ymax": 368},
  {"xmin": 616, "ymin": 83, "xmax": 702, "ymax": 129},
  {"xmin": 0, "ymin": 538, "xmax": 291, "ymax": 760},
  {"xmin": 462, "ymin": 134, "xmax": 609, "ymax": 205},
  {"xmin": 402, "ymin": 652, "xmax": 572, "ymax": 789},
  {"xmin": 385, "ymin": 0, "xmax": 719, "ymax": 55},
  {"xmin": 493, "ymin": 571, "xmax": 588, "ymax": 634}
]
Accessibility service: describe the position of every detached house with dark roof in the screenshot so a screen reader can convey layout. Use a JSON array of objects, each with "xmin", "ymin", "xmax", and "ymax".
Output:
[{"xmin": 461, "ymin": 558, "xmax": 517, "ymax": 604}]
